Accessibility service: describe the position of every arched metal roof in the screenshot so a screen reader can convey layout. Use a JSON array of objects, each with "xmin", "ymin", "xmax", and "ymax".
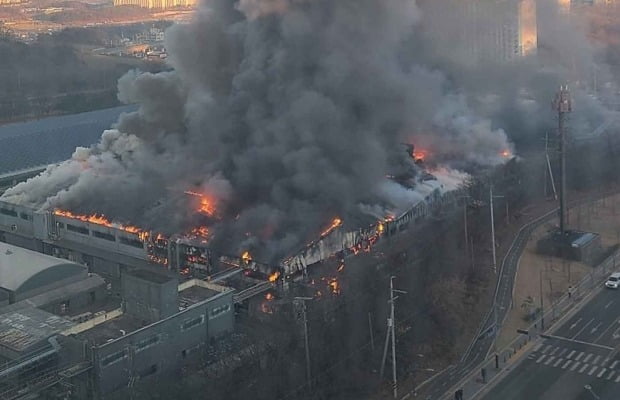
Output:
[{"xmin": 0, "ymin": 242, "xmax": 85, "ymax": 293}]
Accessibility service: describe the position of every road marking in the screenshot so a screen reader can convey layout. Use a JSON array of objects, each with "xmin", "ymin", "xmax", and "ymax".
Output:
[
  {"xmin": 591, "ymin": 322, "xmax": 603, "ymax": 334},
  {"xmin": 580, "ymin": 364, "xmax": 590, "ymax": 373},
  {"xmin": 616, "ymin": 374, "xmax": 620, "ymax": 383},
  {"xmin": 607, "ymin": 370, "xmax": 616, "ymax": 380},
  {"xmin": 594, "ymin": 355, "xmax": 602, "ymax": 365},
  {"xmin": 597, "ymin": 368, "xmax": 607, "ymax": 378},
  {"xmin": 545, "ymin": 356, "xmax": 556, "ymax": 365},
  {"xmin": 584, "ymin": 354, "xmax": 594, "ymax": 363},
  {"xmin": 612, "ymin": 360, "xmax": 619, "ymax": 369},
  {"xmin": 568, "ymin": 350, "xmax": 576, "ymax": 359},
  {"xmin": 550, "ymin": 347, "xmax": 560, "ymax": 355},
  {"xmin": 573, "ymin": 318, "xmax": 595, "ymax": 339},
  {"xmin": 605, "ymin": 300, "xmax": 614, "ymax": 309},
  {"xmin": 595, "ymin": 316, "xmax": 620, "ymax": 343},
  {"xmin": 570, "ymin": 318, "xmax": 583, "ymax": 330},
  {"xmin": 533, "ymin": 343, "xmax": 543, "ymax": 352},
  {"xmin": 589, "ymin": 366, "xmax": 598, "ymax": 376},
  {"xmin": 558, "ymin": 348, "xmax": 568, "ymax": 357},
  {"xmin": 538, "ymin": 335, "xmax": 615, "ymax": 351},
  {"xmin": 562, "ymin": 360, "xmax": 572, "ymax": 369},
  {"xmin": 576, "ymin": 352, "xmax": 585, "ymax": 361},
  {"xmin": 571, "ymin": 362, "xmax": 580, "ymax": 371},
  {"xmin": 554, "ymin": 358, "xmax": 564, "ymax": 367}
]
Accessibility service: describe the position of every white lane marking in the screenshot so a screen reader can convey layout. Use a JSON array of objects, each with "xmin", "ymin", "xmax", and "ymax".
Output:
[
  {"xmin": 612, "ymin": 360, "xmax": 620, "ymax": 369},
  {"xmin": 570, "ymin": 318, "xmax": 583, "ymax": 330},
  {"xmin": 545, "ymin": 356, "xmax": 556, "ymax": 365},
  {"xmin": 594, "ymin": 355, "xmax": 602, "ymax": 365},
  {"xmin": 550, "ymin": 347, "xmax": 560, "ymax": 355},
  {"xmin": 571, "ymin": 362, "xmax": 581, "ymax": 371},
  {"xmin": 591, "ymin": 322, "xmax": 603, "ymax": 334},
  {"xmin": 607, "ymin": 370, "xmax": 616, "ymax": 380},
  {"xmin": 562, "ymin": 360, "xmax": 572, "ymax": 369},
  {"xmin": 598, "ymin": 368, "xmax": 607, "ymax": 378},
  {"xmin": 568, "ymin": 350, "xmax": 576, "ymax": 359},
  {"xmin": 580, "ymin": 364, "xmax": 590, "ymax": 373},
  {"xmin": 536, "ymin": 355, "xmax": 547, "ymax": 363},
  {"xmin": 584, "ymin": 354, "xmax": 594, "ymax": 363},
  {"xmin": 589, "ymin": 366, "xmax": 598, "ymax": 376},
  {"xmin": 533, "ymin": 343, "xmax": 544, "ymax": 352},
  {"xmin": 615, "ymin": 374, "xmax": 620, "ymax": 383},
  {"xmin": 558, "ymin": 348, "xmax": 568, "ymax": 357},
  {"xmin": 576, "ymin": 352, "xmax": 585, "ymax": 361},
  {"xmin": 573, "ymin": 318, "xmax": 595, "ymax": 339},
  {"xmin": 605, "ymin": 300, "xmax": 614, "ymax": 309},
  {"xmin": 554, "ymin": 358, "xmax": 564, "ymax": 367},
  {"xmin": 543, "ymin": 344, "xmax": 552, "ymax": 353},
  {"xmin": 602, "ymin": 358, "xmax": 610, "ymax": 367}
]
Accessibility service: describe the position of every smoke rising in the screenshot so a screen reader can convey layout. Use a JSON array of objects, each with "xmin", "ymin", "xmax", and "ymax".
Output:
[{"xmin": 9, "ymin": 0, "xmax": 611, "ymax": 263}]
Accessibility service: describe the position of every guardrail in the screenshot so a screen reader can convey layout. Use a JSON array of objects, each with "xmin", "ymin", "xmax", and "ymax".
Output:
[{"xmin": 438, "ymin": 248, "xmax": 620, "ymax": 400}]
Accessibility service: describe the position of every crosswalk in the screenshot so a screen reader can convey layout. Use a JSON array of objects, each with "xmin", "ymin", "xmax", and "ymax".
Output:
[{"xmin": 528, "ymin": 343, "xmax": 620, "ymax": 382}]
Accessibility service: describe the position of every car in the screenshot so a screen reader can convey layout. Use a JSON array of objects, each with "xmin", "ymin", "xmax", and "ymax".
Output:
[{"xmin": 605, "ymin": 272, "xmax": 620, "ymax": 289}]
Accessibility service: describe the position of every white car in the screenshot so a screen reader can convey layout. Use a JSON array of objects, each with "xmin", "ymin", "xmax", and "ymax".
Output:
[{"xmin": 605, "ymin": 273, "xmax": 620, "ymax": 289}]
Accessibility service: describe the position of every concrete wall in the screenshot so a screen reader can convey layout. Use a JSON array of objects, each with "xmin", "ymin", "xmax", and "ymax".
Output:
[
  {"xmin": 122, "ymin": 272, "xmax": 178, "ymax": 323},
  {"xmin": 92, "ymin": 290, "xmax": 233, "ymax": 396}
]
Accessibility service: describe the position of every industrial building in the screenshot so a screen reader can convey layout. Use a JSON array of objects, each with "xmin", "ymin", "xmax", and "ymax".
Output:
[{"xmin": 0, "ymin": 246, "xmax": 234, "ymax": 399}]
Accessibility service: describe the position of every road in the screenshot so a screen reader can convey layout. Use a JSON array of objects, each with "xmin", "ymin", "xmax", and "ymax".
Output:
[
  {"xmin": 482, "ymin": 288, "xmax": 620, "ymax": 400},
  {"xmin": 418, "ymin": 210, "xmax": 557, "ymax": 399}
]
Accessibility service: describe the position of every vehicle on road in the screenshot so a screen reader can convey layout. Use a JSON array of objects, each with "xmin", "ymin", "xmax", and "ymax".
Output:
[{"xmin": 605, "ymin": 272, "xmax": 620, "ymax": 289}]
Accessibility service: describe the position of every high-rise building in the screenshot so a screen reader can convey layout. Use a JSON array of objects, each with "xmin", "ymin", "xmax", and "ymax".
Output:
[
  {"xmin": 421, "ymin": 0, "xmax": 537, "ymax": 64},
  {"xmin": 113, "ymin": 0, "xmax": 197, "ymax": 9}
]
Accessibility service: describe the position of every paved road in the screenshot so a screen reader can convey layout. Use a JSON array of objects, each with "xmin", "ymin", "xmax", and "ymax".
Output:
[
  {"xmin": 419, "ymin": 210, "xmax": 557, "ymax": 399},
  {"xmin": 482, "ymin": 288, "xmax": 620, "ymax": 400}
]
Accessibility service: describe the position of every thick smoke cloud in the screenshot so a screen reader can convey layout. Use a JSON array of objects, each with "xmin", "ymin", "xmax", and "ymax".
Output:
[{"xmin": 4, "ymin": 0, "xmax": 563, "ymax": 263}]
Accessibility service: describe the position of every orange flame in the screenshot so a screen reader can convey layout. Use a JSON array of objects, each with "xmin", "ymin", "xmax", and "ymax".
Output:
[
  {"xmin": 268, "ymin": 271, "xmax": 280, "ymax": 282},
  {"xmin": 328, "ymin": 278, "xmax": 340, "ymax": 295},
  {"xmin": 265, "ymin": 292, "xmax": 274, "ymax": 301},
  {"xmin": 413, "ymin": 149, "xmax": 428, "ymax": 161},
  {"xmin": 241, "ymin": 251, "xmax": 252, "ymax": 264},
  {"xmin": 501, "ymin": 149, "xmax": 511, "ymax": 158},
  {"xmin": 53, "ymin": 209, "xmax": 146, "ymax": 237},
  {"xmin": 321, "ymin": 217, "xmax": 342, "ymax": 237},
  {"xmin": 377, "ymin": 222, "xmax": 385, "ymax": 234},
  {"xmin": 184, "ymin": 191, "xmax": 216, "ymax": 216}
]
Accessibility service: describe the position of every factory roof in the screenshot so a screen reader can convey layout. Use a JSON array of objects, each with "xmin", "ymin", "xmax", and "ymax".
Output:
[
  {"xmin": 0, "ymin": 105, "xmax": 137, "ymax": 176},
  {"xmin": 125, "ymin": 269, "xmax": 177, "ymax": 285},
  {"xmin": 0, "ymin": 274, "xmax": 106, "ymax": 314},
  {"xmin": 0, "ymin": 242, "xmax": 86, "ymax": 293},
  {"xmin": 75, "ymin": 313, "xmax": 148, "ymax": 346},
  {"xmin": 0, "ymin": 307, "xmax": 74, "ymax": 353}
]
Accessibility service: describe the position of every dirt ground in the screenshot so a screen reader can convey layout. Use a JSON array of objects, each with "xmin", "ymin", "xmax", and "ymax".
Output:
[{"xmin": 497, "ymin": 193, "xmax": 620, "ymax": 349}]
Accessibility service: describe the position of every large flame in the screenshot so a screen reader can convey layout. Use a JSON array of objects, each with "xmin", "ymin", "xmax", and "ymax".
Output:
[
  {"xmin": 54, "ymin": 209, "xmax": 146, "ymax": 237},
  {"xmin": 184, "ymin": 191, "xmax": 217, "ymax": 216},
  {"xmin": 413, "ymin": 149, "xmax": 428, "ymax": 162},
  {"xmin": 321, "ymin": 217, "xmax": 342, "ymax": 237},
  {"xmin": 268, "ymin": 271, "xmax": 280, "ymax": 282},
  {"xmin": 241, "ymin": 250, "xmax": 252, "ymax": 264}
]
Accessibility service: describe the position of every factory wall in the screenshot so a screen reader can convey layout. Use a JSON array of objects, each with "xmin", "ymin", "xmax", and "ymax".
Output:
[
  {"xmin": 90, "ymin": 290, "xmax": 233, "ymax": 397},
  {"xmin": 122, "ymin": 272, "xmax": 178, "ymax": 323}
]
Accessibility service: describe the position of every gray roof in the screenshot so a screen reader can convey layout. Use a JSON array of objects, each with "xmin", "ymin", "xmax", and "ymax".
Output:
[
  {"xmin": 0, "ymin": 307, "xmax": 74, "ymax": 353},
  {"xmin": 0, "ymin": 105, "xmax": 137, "ymax": 176},
  {"xmin": 0, "ymin": 242, "xmax": 85, "ymax": 293}
]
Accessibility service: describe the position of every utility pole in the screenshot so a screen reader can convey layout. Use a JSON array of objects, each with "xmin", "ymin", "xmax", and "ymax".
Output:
[
  {"xmin": 369, "ymin": 312, "xmax": 375, "ymax": 352},
  {"xmin": 553, "ymin": 86, "xmax": 572, "ymax": 235},
  {"xmin": 295, "ymin": 297, "xmax": 314, "ymax": 389},
  {"xmin": 539, "ymin": 268, "xmax": 545, "ymax": 331},
  {"xmin": 379, "ymin": 277, "xmax": 407, "ymax": 399},
  {"xmin": 490, "ymin": 186, "xmax": 497, "ymax": 274}
]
